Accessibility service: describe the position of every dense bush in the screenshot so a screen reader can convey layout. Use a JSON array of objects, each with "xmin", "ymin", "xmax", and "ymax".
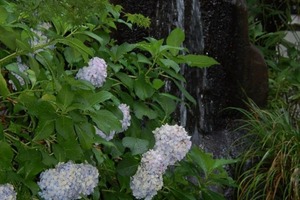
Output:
[{"xmin": 0, "ymin": 0, "xmax": 236, "ymax": 199}]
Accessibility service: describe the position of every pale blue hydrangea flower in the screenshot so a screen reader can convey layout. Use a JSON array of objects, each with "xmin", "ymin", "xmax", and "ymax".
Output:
[
  {"xmin": 8, "ymin": 56, "xmax": 29, "ymax": 90},
  {"xmin": 131, "ymin": 124, "xmax": 191, "ymax": 200},
  {"xmin": 0, "ymin": 183, "xmax": 17, "ymax": 200},
  {"xmin": 76, "ymin": 57, "xmax": 107, "ymax": 88},
  {"xmin": 38, "ymin": 161, "xmax": 99, "ymax": 200},
  {"xmin": 139, "ymin": 149, "xmax": 168, "ymax": 174},
  {"xmin": 153, "ymin": 124, "xmax": 192, "ymax": 165},
  {"xmin": 30, "ymin": 22, "xmax": 55, "ymax": 54},
  {"xmin": 95, "ymin": 103, "xmax": 131, "ymax": 141},
  {"xmin": 130, "ymin": 165, "xmax": 163, "ymax": 200},
  {"xmin": 118, "ymin": 103, "xmax": 131, "ymax": 132}
]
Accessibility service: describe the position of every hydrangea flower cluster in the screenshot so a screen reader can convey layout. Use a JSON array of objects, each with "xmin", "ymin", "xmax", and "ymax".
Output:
[
  {"xmin": 0, "ymin": 184, "xmax": 17, "ymax": 200},
  {"xmin": 153, "ymin": 124, "xmax": 192, "ymax": 165},
  {"xmin": 76, "ymin": 57, "xmax": 107, "ymax": 88},
  {"xmin": 131, "ymin": 124, "xmax": 192, "ymax": 200},
  {"xmin": 8, "ymin": 56, "xmax": 29, "ymax": 90},
  {"xmin": 38, "ymin": 161, "xmax": 99, "ymax": 200},
  {"xmin": 95, "ymin": 103, "xmax": 131, "ymax": 141},
  {"xmin": 30, "ymin": 22, "xmax": 55, "ymax": 54}
]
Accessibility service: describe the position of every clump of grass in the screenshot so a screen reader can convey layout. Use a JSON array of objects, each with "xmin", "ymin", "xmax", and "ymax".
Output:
[{"xmin": 235, "ymin": 103, "xmax": 300, "ymax": 200}]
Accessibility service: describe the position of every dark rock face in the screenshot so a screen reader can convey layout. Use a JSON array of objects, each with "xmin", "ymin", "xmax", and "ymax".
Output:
[{"xmin": 110, "ymin": 0, "xmax": 268, "ymax": 137}]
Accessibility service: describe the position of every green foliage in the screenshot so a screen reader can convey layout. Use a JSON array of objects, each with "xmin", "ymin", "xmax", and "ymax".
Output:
[
  {"xmin": 0, "ymin": 0, "xmax": 231, "ymax": 199},
  {"xmin": 235, "ymin": 104, "xmax": 300, "ymax": 200}
]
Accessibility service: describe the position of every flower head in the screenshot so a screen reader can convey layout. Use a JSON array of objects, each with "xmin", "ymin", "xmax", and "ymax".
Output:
[
  {"xmin": 130, "ymin": 166, "xmax": 163, "ymax": 200},
  {"xmin": 118, "ymin": 103, "xmax": 131, "ymax": 132},
  {"xmin": 30, "ymin": 22, "xmax": 55, "ymax": 54},
  {"xmin": 153, "ymin": 124, "xmax": 192, "ymax": 165},
  {"xmin": 76, "ymin": 57, "xmax": 107, "ymax": 88},
  {"xmin": 130, "ymin": 124, "xmax": 192, "ymax": 200},
  {"xmin": 0, "ymin": 184, "xmax": 17, "ymax": 200},
  {"xmin": 38, "ymin": 161, "xmax": 99, "ymax": 200}
]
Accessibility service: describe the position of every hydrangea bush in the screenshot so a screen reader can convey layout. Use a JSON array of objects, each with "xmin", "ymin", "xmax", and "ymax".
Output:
[{"xmin": 0, "ymin": 0, "xmax": 236, "ymax": 199}]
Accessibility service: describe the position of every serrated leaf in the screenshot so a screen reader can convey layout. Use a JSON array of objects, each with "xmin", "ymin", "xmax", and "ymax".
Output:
[
  {"xmin": 152, "ymin": 79, "xmax": 164, "ymax": 90},
  {"xmin": 75, "ymin": 122, "xmax": 94, "ymax": 150},
  {"xmin": 134, "ymin": 75, "xmax": 155, "ymax": 100},
  {"xmin": 116, "ymin": 156, "xmax": 139, "ymax": 176},
  {"xmin": 122, "ymin": 137, "xmax": 149, "ymax": 155},
  {"xmin": 55, "ymin": 116, "xmax": 75, "ymax": 140},
  {"xmin": 133, "ymin": 101, "xmax": 157, "ymax": 119},
  {"xmin": 56, "ymin": 37, "xmax": 94, "ymax": 62},
  {"xmin": 0, "ymin": 141, "xmax": 13, "ymax": 169},
  {"xmin": 160, "ymin": 58, "xmax": 180, "ymax": 72},
  {"xmin": 115, "ymin": 72, "xmax": 134, "ymax": 89},
  {"xmin": 154, "ymin": 94, "xmax": 176, "ymax": 116},
  {"xmin": 188, "ymin": 146, "xmax": 215, "ymax": 176},
  {"xmin": 179, "ymin": 54, "xmax": 219, "ymax": 68},
  {"xmin": 57, "ymin": 84, "xmax": 74, "ymax": 110},
  {"xmin": 166, "ymin": 28, "xmax": 185, "ymax": 56},
  {"xmin": 90, "ymin": 110, "xmax": 122, "ymax": 134},
  {"xmin": 33, "ymin": 119, "xmax": 55, "ymax": 141},
  {"xmin": 64, "ymin": 46, "xmax": 82, "ymax": 64}
]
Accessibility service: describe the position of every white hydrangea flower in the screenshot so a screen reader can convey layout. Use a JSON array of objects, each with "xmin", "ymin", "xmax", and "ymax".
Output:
[
  {"xmin": 153, "ymin": 124, "xmax": 192, "ymax": 165},
  {"xmin": 118, "ymin": 103, "xmax": 131, "ymax": 132},
  {"xmin": 8, "ymin": 57, "xmax": 29, "ymax": 90},
  {"xmin": 130, "ymin": 166, "xmax": 163, "ymax": 200},
  {"xmin": 139, "ymin": 149, "xmax": 168, "ymax": 174},
  {"xmin": 76, "ymin": 57, "xmax": 107, "ymax": 88},
  {"xmin": 94, "ymin": 103, "xmax": 131, "ymax": 141},
  {"xmin": 30, "ymin": 22, "xmax": 55, "ymax": 54},
  {"xmin": 131, "ymin": 124, "xmax": 192, "ymax": 200},
  {"xmin": 0, "ymin": 184, "xmax": 17, "ymax": 200},
  {"xmin": 38, "ymin": 161, "xmax": 99, "ymax": 200}
]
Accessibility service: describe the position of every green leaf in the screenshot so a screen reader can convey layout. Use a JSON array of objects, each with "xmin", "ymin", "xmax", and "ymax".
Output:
[
  {"xmin": 166, "ymin": 28, "xmax": 185, "ymax": 56},
  {"xmin": 55, "ymin": 116, "xmax": 76, "ymax": 140},
  {"xmin": 170, "ymin": 188, "xmax": 196, "ymax": 200},
  {"xmin": 56, "ymin": 139, "xmax": 84, "ymax": 161},
  {"xmin": 152, "ymin": 79, "xmax": 165, "ymax": 90},
  {"xmin": 134, "ymin": 75, "xmax": 155, "ymax": 100},
  {"xmin": 172, "ymin": 78, "xmax": 196, "ymax": 105},
  {"xmin": 202, "ymin": 190, "xmax": 226, "ymax": 200},
  {"xmin": 115, "ymin": 72, "xmax": 134, "ymax": 89},
  {"xmin": 81, "ymin": 31, "xmax": 104, "ymax": 44},
  {"xmin": 112, "ymin": 43, "xmax": 136, "ymax": 61},
  {"xmin": 52, "ymin": 144, "xmax": 66, "ymax": 162},
  {"xmin": 0, "ymin": 141, "xmax": 13, "ymax": 169},
  {"xmin": 116, "ymin": 156, "xmax": 139, "ymax": 176},
  {"xmin": 159, "ymin": 58, "xmax": 180, "ymax": 72},
  {"xmin": 90, "ymin": 110, "xmax": 122, "ymax": 134},
  {"xmin": 179, "ymin": 54, "xmax": 219, "ymax": 68},
  {"xmin": 75, "ymin": 123, "xmax": 94, "ymax": 150},
  {"xmin": 0, "ymin": 26, "xmax": 19, "ymax": 50},
  {"xmin": 57, "ymin": 84, "xmax": 74, "ymax": 110},
  {"xmin": 33, "ymin": 119, "xmax": 55, "ymax": 141},
  {"xmin": 56, "ymin": 37, "xmax": 94, "ymax": 62},
  {"xmin": 133, "ymin": 101, "xmax": 157, "ymax": 119},
  {"xmin": 64, "ymin": 46, "xmax": 82, "ymax": 64},
  {"xmin": 0, "ymin": 6, "xmax": 8, "ymax": 24},
  {"xmin": 154, "ymin": 94, "xmax": 176, "ymax": 116},
  {"xmin": 188, "ymin": 146, "xmax": 215, "ymax": 176},
  {"xmin": 0, "ymin": 71, "xmax": 10, "ymax": 97},
  {"xmin": 122, "ymin": 137, "xmax": 149, "ymax": 155}
]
